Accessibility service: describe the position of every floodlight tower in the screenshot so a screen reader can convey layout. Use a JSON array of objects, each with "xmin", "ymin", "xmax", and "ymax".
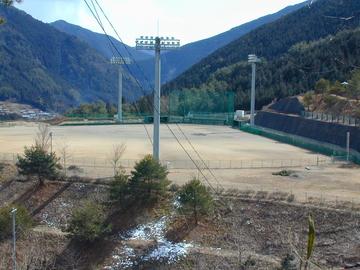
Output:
[
  {"xmin": 136, "ymin": 36, "xmax": 180, "ymax": 160},
  {"xmin": 248, "ymin": 54, "xmax": 261, "ymax": 126},
  {"xmin": 110, "ymin": 56, "xmax": 132, "ymax": 123}
]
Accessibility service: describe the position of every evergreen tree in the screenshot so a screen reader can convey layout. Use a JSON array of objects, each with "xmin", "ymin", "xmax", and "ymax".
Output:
[
  {"xmin": 315, "ymin": 79, "xmax": 330, "ymax": 94},
  {"xmin": 0, "ymin": 204, "xmax": 32, "ymax": 240},
  {"xmin": 16, "ymin": 145, "xmax": 61, "ymax": 185},
  {"xmin": 130, "ymin": 155, "xmax": 170, "ymax": 203},
  {"xmin": 109, "ymin": 170, "xmax": 130, "ymax": 206},
  {"xmin": 177, "ymin": 178, "xmax": 213, "ymax": 225},
  {"xmin": 349, "ymin": 70, "xmax": 360, "ymax": 100},
  {"xmin": 67, "ymin": 201, "xmax": 110, "ymax": 242}
]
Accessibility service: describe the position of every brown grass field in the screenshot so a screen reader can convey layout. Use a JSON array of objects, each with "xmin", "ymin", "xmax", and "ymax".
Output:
[{"xmin": 1, "ymin": 123, "xmax": 359, "ymax": 203}]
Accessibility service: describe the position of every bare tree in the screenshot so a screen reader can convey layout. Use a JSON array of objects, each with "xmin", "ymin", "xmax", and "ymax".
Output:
[
  {"xmin": 34, "ymin": 123, "xmax": 52, "ymax": 152},
  {"xmin": 109, "ymin": 143, "xmax": 126, "ymax": 176},
  {"xmin": 58, "ymin": 140, "xmax": 72, "ymax": 178}
]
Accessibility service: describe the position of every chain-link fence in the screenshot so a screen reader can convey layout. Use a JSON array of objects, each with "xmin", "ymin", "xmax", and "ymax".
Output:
[{"xmin": 0, "ymin": 152, "xmax": 339, "ymax": 179}]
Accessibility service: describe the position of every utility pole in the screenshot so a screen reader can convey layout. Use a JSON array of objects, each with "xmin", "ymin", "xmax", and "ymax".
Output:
[
  {"xmin": 110, "ymin": 57, "xmax": 132, "ymax": 123},
  {"xmin": 346, "ymin": 131, "xmax": 350, "ymax": 162},
  {"xmin": 49, "ymin": 132, "xmax": 53, "ymax": 153},
  {"xmin": 248, "ymin": 54, "xmax": 261, "ymax": 126},
  {"xmin": 10, "ymin": 208, "xmax": 17, "ymax": 270},
  {"xmin": 136, "ymin": 36, "xmax": 180, "ymax": 160}
]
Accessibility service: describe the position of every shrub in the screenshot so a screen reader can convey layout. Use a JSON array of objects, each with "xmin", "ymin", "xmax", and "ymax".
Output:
[
  {"xmin": 272, "ymin": 170, "xmax": 294, "ymax": 177},
  {"xmin": 67, "ymin": 201, "xmax": 110, "ymax": 242},
  {"xmin": 314, "ymin": 78, "xmax": 330, "ymax": 94},
  {"xmin": 169, "ymin": 183, "xmax": 180, "ymax": 193},
  {"xmin": 17, "ymin": 145, "xmax": 61, "ymax": 185},
  {"xmin": 129, "ymin": 155, "xmax": 170, "ymax": 203},
  {"xmin": 177, "ymin": 178, "xmax": 213, "ymax": 225},
  {"xmin": 323, "ymin": 94, "xmax": 338, "ymax": 110},
  {"xmin": 0, "ymin": 205, "xmax": 33, "ymax": 240},
  {"xmin": 287, "ymin": 194, "xmax": 295, "ymax": 203},
  {"xmin": 109, "ymin": 170, "xmax": 130, "ymax": 205},
  {"xmin": 302, "ymin": 92, "xmax": 314, "ymax": 110}
]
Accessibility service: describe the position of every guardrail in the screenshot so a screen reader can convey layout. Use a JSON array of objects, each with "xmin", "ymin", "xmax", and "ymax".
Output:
[{"xmin": 301, "ymin": 111, "xmax": 360, "ymax": 127}]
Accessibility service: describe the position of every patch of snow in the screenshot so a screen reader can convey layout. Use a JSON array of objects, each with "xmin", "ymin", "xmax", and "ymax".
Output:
[
  {"xmin": 124, "ymin": 216, "xmax": 168, "ymax": 241},
  {"xmin": 106, "ymin": 213, "xmax": 193, "ymax": 269},
  {"xmin": 144, "ymin": 240, "xmax": 193, "ymax": 264},
  {"xmin": 105, "ymin": 246, "xmax": 137, "ymax": 269}
]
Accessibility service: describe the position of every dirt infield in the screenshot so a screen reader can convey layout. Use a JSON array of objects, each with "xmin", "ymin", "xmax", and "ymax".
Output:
[{"xmin": 1, "ymin": 123, "xmax": 359, "ymax": 203}]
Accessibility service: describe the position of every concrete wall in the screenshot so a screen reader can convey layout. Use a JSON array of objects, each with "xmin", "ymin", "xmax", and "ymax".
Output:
[{"xmin": 255, "ymin": 111, "xmax": 360, "ymax": 152}]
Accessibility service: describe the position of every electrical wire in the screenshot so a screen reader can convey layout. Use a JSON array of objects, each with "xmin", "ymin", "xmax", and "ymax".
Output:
[
  {"xmin": 83, "ymin": 0, "xmax": 229, "ymax": 206},
  {"xmin": 84, "ymin": 0, "xmax": 153, "ymax": 145}
]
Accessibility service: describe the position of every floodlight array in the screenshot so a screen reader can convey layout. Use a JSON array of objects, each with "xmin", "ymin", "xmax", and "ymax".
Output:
[
  {"xmin": 248, "ymin": 54, "xmax": 261, "ymax": 63},
  {"xmin": 136, "ymin": 36, "xmax": 180, "ymax": 50},
  {"xmin": 110, "ymin": 56, "xmax": 132, "ymax": 65}
]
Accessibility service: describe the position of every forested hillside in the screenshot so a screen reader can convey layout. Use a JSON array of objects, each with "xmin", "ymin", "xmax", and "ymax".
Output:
[
  {"xmin": 164, "ymin": 0, "xmax": 360, "ymax": 109},
  {"xmin": 51, "ymin": 20, "xmax": 151, "ymax": 62},
  {"xmin": 0, "ymin": 6, "xmax": 140, "ymax": 111},
  {"xmin": 136, "ymin": 1, "xmax": 306, "ymax": 84}
]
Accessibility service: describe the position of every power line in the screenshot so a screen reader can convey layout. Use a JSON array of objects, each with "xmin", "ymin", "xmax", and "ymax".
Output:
[
  {"xmin": 175, "ymin": 124, "xmax": 223, "ymax": 189},
  {"xmin": 83, "ymin": 0, "xmax": 153, "ymax": 144},
  {"xmin": 93, "ymin": 0, "xmax": 154, "ymax": 91},
  {"xmin": 85, "ymin": 0, "xmax": 227, "ymax": 196},
  {"xmin": 83, "ymin": 0, "xmax": 229, "ymax": 206}
]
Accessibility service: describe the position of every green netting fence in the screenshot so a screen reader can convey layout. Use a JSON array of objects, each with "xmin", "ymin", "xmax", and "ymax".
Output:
[
  {"xmin": 64, "ymin": 89, "xmax": 236, "ymax": 126},
  {"xmin": 168, "ymin": 89, "xmax": 235, "ymax": 125},
  {"xmin": 239, "ymin": 124, "xmax": 360, "ymax": 165}
]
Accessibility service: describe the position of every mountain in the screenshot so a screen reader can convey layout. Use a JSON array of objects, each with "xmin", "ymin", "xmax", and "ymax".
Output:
[
  {"xmin": 164, "ymin": 0, "xmax": 360, "ymax": 110},
  {"xmin": 51, "ymin": 20, "xmax": 151, "ymax": 62},
  {"xmin": 49, "ymin": 2, "xmax": 307, "ymax": 86},
  {"xmin": 137, "ymin": 1, "xmax": 308, "ymax": 84},
  {"xmin": 0, "ymin": 6, "xmax": 141, "ymax": 112}
]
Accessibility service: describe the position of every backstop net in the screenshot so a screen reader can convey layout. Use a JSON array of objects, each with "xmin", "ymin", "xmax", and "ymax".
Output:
[{"xmin": 167, "ymin": 89, "xmax": 235, "ymax": 125}]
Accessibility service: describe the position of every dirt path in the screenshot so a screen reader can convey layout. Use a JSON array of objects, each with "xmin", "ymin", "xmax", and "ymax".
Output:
[{"xmin": 191, "ymin": 246, "xmax": 281, "ymax": 266}]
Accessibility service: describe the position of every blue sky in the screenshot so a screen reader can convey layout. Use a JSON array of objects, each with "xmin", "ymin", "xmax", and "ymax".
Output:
[{"xmin": 15, "ymin": 0, "xmax": 306, "ymax": 46}]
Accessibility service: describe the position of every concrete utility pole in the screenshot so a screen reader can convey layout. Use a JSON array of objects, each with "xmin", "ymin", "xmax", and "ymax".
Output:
[
  {"xmin": 10, "ymin": 208, "xmax": 17, "ymax": 270},
  {"xmin": 248, "ymin": 54, "xmax": 261, "ymax": 126},
  {"xmin": 346, "ymin": 131, "xmax": 350, "ymax": 162},
  {"xmin": 136, "ymin": 36, "xmax": 180, "ymax": 160},
  {"xmin": 110, "ymin": 57, "xmax": 132, "ymax": 123}
]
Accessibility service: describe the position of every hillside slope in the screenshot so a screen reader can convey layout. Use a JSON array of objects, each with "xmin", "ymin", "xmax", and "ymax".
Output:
[
  {"xmin": 51, "ymin": 20, "xmax": 151, "ymax": 62},
  {"xmin": 164, "ymin": 0, "xmax": 360, "ymax": 109},
  {"xmin": 51, "ymin": 3, "xmax": 306, "ymax": 86},
  {"xmin": 137, "ymin": 1, "xmax": 307, "ymax": 84},
  {"xmin": 0, "ymin": 6, "xmax": 140, "ymax": 111}
]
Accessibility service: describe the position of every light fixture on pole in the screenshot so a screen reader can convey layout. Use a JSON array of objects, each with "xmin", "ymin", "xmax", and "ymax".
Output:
[
  {"xmin": 136, "ymin": 36, "xmax": 180, "ymax": 160},
  {"xmin": 248, "ymin": 54, "xmax": 261, "ymax": 126},
  {"xmin": 10, "ymin": 208, "xmax": 17, "ymax": 270},
  {"xmin": 110, "ymin": 56, "xmax": 132, "ymax": 123}
]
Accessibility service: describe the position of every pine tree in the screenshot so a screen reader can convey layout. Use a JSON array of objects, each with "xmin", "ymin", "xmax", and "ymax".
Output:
[
  {"xmin": 130, "ymin": 155, "xmax": 170, "ymax": 203},
  {"xmin": 177, "ymin": 178, "xmax": 213, "ymax": 225},
  {"xmin": 17, "ymin": 145, "xmax": 61, "ymax": 185}
]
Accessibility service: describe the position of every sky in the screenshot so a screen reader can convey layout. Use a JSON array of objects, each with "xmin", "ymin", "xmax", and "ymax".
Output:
[{"xmin": 15, "ymin": 0, "xmax": 306, "ymax": 46}]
